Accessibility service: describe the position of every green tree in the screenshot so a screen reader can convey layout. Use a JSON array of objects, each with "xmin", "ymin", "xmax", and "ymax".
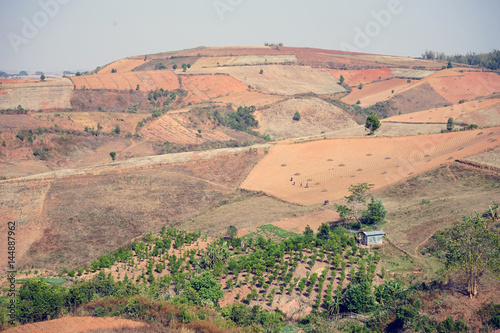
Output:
[
  {"xmin": 365, "ymin": 114, "xmax": 381, "ymax": 135},
  {"xmin": 186, "ymin": 272, "xmax": 224, "ymax": 306},
  {"xmin": 447, "ymin": 117, "xmax": 454, "ymax": 131},
  {"xmin": 440, "ymin": 214, "xmax": 500, "ymax": 297},
  {"xmin": 259, "ymin": 69, "xmax": 264, "ymax": 74},
  {"xmin": 362, "ymin": 196, "xmax": 387, "ymax": 225},
  {"xmin": 40, "ymin": 74, "xmax": 45, "ymax": 81},
  {"xmin": 136, "ymin": 84, "xmax": 140, "ymax": 91},
  {"xmin": 155, "ymin": 63, "xmax": 166, "ymax": 70},
  {"xmin": 292, "ymin": 111, "xmax": 301, "ymax": 121},
  {"xmin": 226, "ymin": 225, "xmax": 238, "ymax": 240},
  {"xmin": 339, "ymin": 74, "xmax": 345, "ymax": 85},
  {"xmin": 114, "ymin": 124, "xmax": 121, "ymax": 134},
  {"xmin": 109, "ymin": 152, "xmax": 116, "ymax": 161},
  {"xmin": 359, "ymin": 82, "xmax": 364, "ymax": 89},
  {"xmin": 447, "ymin": 61, "xmax": 453, "ymax": 69},
  {"xmin": 344, "ymin": 281, "xmax": 377, "ymax": 313},
  {"xmin": 335, "ymin": 183, "xmax": 375, "ymax": 229},
  {"xmin": 17, "ymin": 279, "xmax": 66, "ymax": 323}
]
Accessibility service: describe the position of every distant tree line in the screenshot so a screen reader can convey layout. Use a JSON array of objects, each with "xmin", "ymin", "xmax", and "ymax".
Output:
[{"xmin": 421, "ymin": 49, "xmax": 500, "ymax": 70}]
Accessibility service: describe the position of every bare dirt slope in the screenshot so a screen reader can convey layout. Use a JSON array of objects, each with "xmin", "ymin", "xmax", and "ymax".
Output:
[
  {"xmin": 341, "ymin": 78, "xmax": 412, "ymax": 106},
  {"xmin": 383, "ymin": 98, "xmax": 500, "ymax": 124},
  {"xmin": 240, "ymin": 127, "xmax": 500, "ymax": 205},
  {"xmin": 4, "ymin": 316, "xmax": 147, "ymax": 333},
  {"xmin": 390, "ymin": 81, "xmax": 451, "ymax": 114},
  {"xmin": 329, "ymin": 68, "xmax": 393, "ymax": 86},
  {"xmin": 254, "ymin": 97, "xmax": 356, "ymax": 140},
  {"xmin": 97, "ymin": 58, "xmax": 146, "ymax": 74},
  {"xmin": 191, "ymin": 54, "xmax": 298, "ymax": 68},
  {"xmin": 0, "ymin": 148, "xmax": 267, "ymax": 271},
  {"xmin": 378, "ymin": 162, "xmax": 500, "ymax": 260},
  {"xmin": 70, "ymin": 71, "xmax": 180, "ymax": 91},
  {"xmin": 140, "ymin": 114, "xmax": 233, "ymax": 144},
  {"xmin": 0, "ymin": 79, "xmax": 73, "ymax": 110}
]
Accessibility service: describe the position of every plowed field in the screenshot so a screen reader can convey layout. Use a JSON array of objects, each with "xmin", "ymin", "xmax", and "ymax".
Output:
[
  {"xmin": 240, "ymin": 128, "xmax": 500, "ymax": 205},
  {"xmin": 398, "ymin": 69, "xmax": 500, "ymax": 104},
  {"xmin": 182, "ymin": 65, "xmax": 346, "ymax": 95},
  {"xmin": 70, "ymin": 71, "xmax": 180, "ymax": 91},
  {"xmin": 383, "ymin": 98, "xmax": 500, "ymax": 124},
  {"xmin": 341, "ymin": 78, "xmax": 412, "ymax": 106},
  {"xmin": 0, "ymin": 78, "xmax": 73, "ymax": 110},
  {"xmin": 98, "ymin": 58, "xmax": 146, "ymax": 74},
  {"xmin": 180, "ymin": 74, "xmax": 248, "ymax": 104},
  {"xmin": 329, "ymin": 68, "xmax": 393, "ymax": 86},
  {"xmin": 191, "ymin": 54, "xmax": 297, "ymax": 68}
]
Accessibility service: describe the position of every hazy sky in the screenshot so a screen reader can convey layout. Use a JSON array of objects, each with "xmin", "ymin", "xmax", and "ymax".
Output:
[{"xmin": 1, "ymin": 0, "xmax": 499, "ymax": 73}]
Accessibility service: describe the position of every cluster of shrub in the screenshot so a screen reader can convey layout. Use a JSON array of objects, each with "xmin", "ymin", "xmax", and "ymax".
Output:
[{"xmin": 422, "ymin": 50, "xmax": 500, "ymax": 70}]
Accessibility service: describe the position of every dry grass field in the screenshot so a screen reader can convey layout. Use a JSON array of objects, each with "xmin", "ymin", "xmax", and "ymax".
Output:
[
  {"xmin": 0, "ymin": 78, "xmax": 73, "ymax": 110},
  {"xmin": 254, "ymin": 97, "xmax": 356, "ymax": 140},
  {"xmin": 180, "ymin": 65, "xmax": 346, "ymax": 95}
]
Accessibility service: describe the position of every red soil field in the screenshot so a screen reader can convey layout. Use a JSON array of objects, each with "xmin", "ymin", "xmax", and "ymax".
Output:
[
  {"xmin": 0, "ymin": 79, "xmax": 33, "ymax": 86},
  {"xmin": 70, "ymin": 71, "xmax": 180, "ymax": 91},
  {"xmin": 140, "ymin": 114, "xmax": 234, "ymax": 144},
  {"xmin": 329, "ymin": 68, "xmax": 393, "ymax": 86},
  {"xmin": 98, "ymin": 58, "xmax": 146, "ymax": 74},
  {"xmin": 283, "ymin": 46, "xmax": 446, "ymax": 69},
  {"xmin": 4, "ymin": 316, "xmax": 146, "ymax": 333},
  {"xmin": 397, "ymin": 69, "xmax": 500, "ymax": 104},
  {"xmin": 240, "ymin": 128, "xmax": 500, "ymax": 205},
  {"xmin": 180, "ymin": 74, "xmax": 249, "ymax": 104},
  {"xmin": 294, "ymin": 51, "xmax": 376, "ymax": 68},
  {"xmin": 383, "ymin": 98, "xmax": 500, "ymax": 124},
  {"xmin": 341, "ymin": 78, "xmax": 412, "ymax": 106},
  {"xmin": 426, "ymin": 70, "xmax": 500, "ymax": 104}
]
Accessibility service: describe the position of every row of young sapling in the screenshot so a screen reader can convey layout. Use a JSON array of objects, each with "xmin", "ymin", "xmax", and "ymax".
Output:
[{"xmin": 82, "ymin": 224, "xmax": 381, "ymax": 313}]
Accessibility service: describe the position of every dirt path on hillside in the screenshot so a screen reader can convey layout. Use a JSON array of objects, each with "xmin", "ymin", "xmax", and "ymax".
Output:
[{"xmin": 0, "ymin": 144, "xmax": 272, "ymax": 185}]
